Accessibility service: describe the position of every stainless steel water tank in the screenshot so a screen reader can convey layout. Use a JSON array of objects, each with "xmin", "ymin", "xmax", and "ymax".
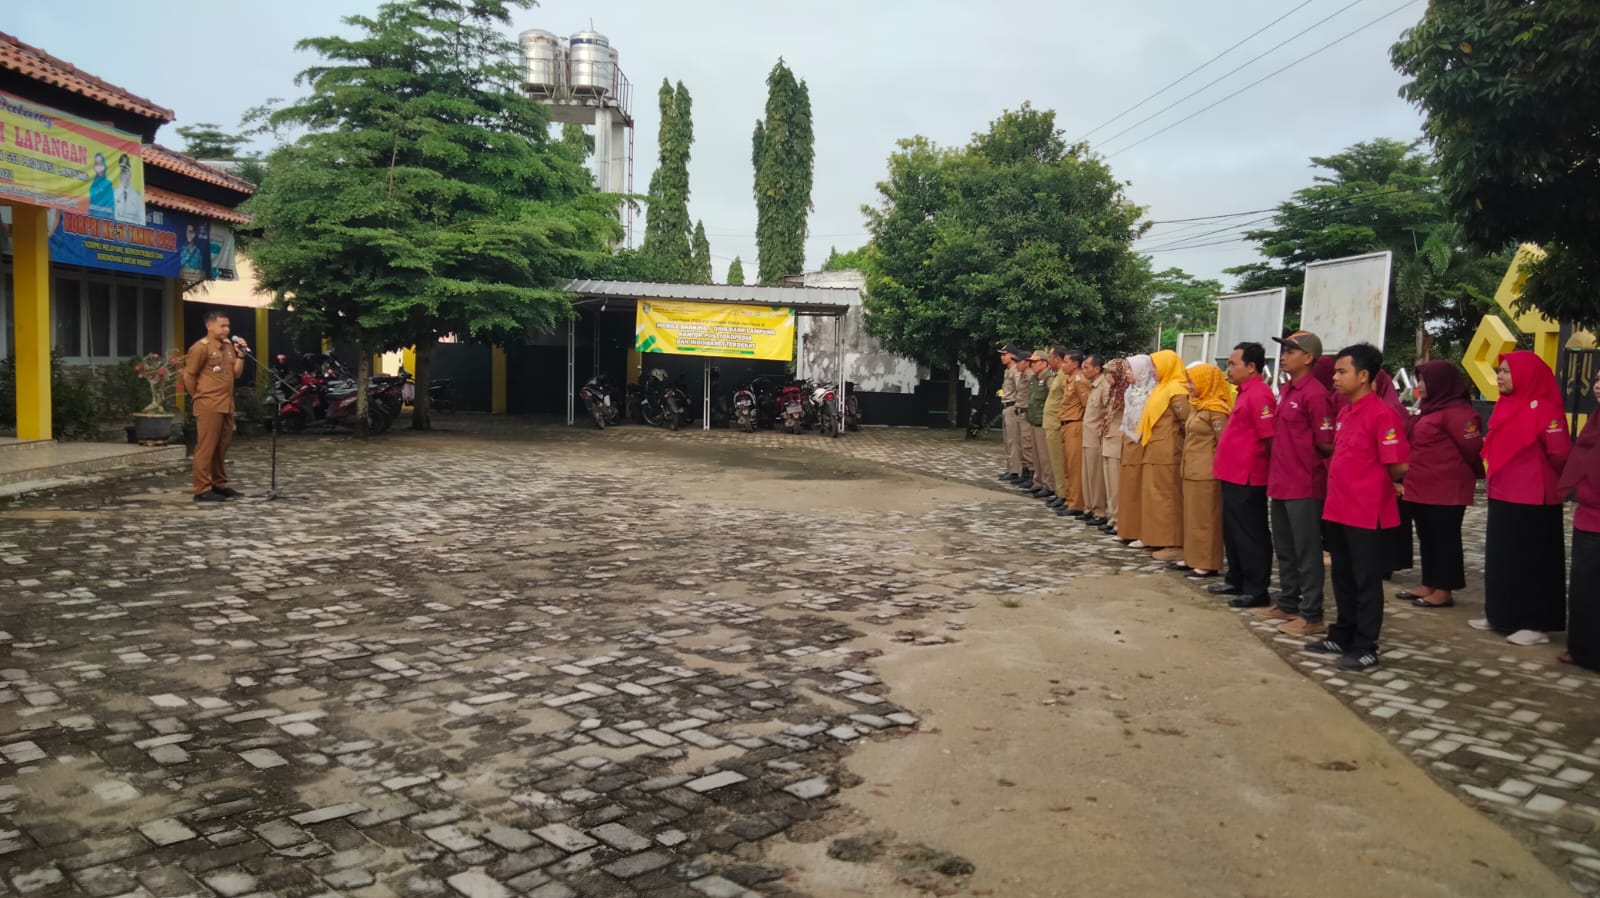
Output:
[
  {"xmin": 518, "ymin": 29, "xmax": 563, "ymax": 92},
  {"xmin": 568, "ymin": 30, "xmax": 613, "ymax": 96},
  {"xmin": 607, "ymin": 46, "xmax": 620, "ymax": 97}
]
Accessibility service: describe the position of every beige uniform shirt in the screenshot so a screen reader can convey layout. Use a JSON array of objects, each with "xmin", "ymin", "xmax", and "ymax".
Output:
[
  {"xmin": 1059, "ymin": 371, "xmax": 1088, "ymax": 423},
  {"xmin": 1002, "ymin": 365, "xmax": 1020, "ymax": 408},
  {"xmin": 1083, "ymin": 374, "xmax": 1110, "ymax": 448},
  {"xmin": 1042, "ymin": 370, "xmax": 1066, "ymax": 431},
  {"xmin": 184, "ymin": 338, "xmax": 240, "ymax": 415}
]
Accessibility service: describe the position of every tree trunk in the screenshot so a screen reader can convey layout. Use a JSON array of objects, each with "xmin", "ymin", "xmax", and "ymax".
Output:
[
  {"xmin": 946, "ymin": 353, "xmax": 960, "ymax": 429},
  {"xmin": 411, "ymin": 340, "xmax": 434, "ymax": 431},
  {"xmin": 1416, "ymin": 325, "xmax": 1433, "ymax": 364},
  {"xmin": 355, "ymin": 331, "xmax": 371, "ymax": 438}
]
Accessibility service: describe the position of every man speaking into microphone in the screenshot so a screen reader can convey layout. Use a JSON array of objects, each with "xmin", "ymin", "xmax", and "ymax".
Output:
[{"xmin": 182, "ymin": 310, "xmax": 247, "ymax": 502}]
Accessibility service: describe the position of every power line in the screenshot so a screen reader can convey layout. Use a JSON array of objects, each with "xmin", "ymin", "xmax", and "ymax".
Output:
[
  {"xmin": 1075, "ymin": 0, "xmax": 1320, "ymax": 142},
  {"xmin": 1134, "ymin": 214, "xmax": 1278, "ymax": 252},
  {"xmin": 1133, "ymin": 184, "xmax": 1435, "ymax": 252},
  {"xmin": 1106, "ymin": 0, "xmax": 1426, "ymax": 159},
  {"xmin": 1143, "ymin": 235, "xmax": 1266, "ymax": 254},
  {"xmin": 1094, "ymin": 0, "xmax": 1372, "ymax": 153},
  {"xmin": 1145, "ymin": 207, "xmax": 1279, "ymax": 225}
]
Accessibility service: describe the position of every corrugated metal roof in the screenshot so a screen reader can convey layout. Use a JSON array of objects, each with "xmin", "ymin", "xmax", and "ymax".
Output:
[{"xmin": 565, "ymin": 279, "xmax": 855, "ymax": 315}]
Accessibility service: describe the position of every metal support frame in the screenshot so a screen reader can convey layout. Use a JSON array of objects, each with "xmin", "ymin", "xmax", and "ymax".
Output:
[
  {"xmin": 565, "ymin": 315, "xmax": 575, "ymax": 425},
  {"xmin": 702, "ymin": 361, "xmax": 712, "ymax": 431}
]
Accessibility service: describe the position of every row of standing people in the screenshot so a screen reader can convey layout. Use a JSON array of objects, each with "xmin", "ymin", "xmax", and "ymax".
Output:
[{"xmin": 997, "ymin": 335, "xmax": 1600, "ymax": 673}]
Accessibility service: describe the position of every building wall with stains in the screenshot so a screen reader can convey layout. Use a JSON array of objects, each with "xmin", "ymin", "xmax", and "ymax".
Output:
[{"xmin": 794, "ymin": 269, "xmax": 977, "ymax": 394}]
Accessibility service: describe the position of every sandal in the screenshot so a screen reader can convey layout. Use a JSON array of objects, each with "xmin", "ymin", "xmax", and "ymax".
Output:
[{"xmin": 1410, "ymin": 596, "xmax": 1455, "ymax": 608}]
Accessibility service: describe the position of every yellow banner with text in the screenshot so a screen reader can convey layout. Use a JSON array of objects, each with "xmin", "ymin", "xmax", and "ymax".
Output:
[{"xmin": 635, "ymin": 300, "xmax": 795, "ymax": 361}]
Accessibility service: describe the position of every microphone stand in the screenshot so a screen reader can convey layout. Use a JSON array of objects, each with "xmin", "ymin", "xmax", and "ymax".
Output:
[{"xmin": 232, "ymin": 341, "xmax": 298, "ymax": 501}]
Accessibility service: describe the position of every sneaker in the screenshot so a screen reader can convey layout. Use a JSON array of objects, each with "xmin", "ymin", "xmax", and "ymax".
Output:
[
  {"xmin": 1304, "ymin": 639, "xmax": 1347, "ymax": 655},
  {"xmin": 1506, "ymin": 629, "xmax": 1550, "ymax": 646},
  {"xmin": 1467, "ymin": 618, "xmax": 1494, "ymax": 631},
  {"xmin": 1251, "ymin": 606, "xmax": 1296, "ymax": 621},
  {"xmin": 1278, "ymin": 618, "xmax": 1326, "ymax": 637},
  {"xmin": 1338, "ymin": 651, "xmax": 1381, "ymax": 671}
]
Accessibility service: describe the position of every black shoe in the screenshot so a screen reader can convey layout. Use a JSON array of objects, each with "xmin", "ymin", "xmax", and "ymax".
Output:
[
  {"xmin": 1085, "ymin": 516, "xmax": 1108, "ymax": 526},
  {"xmin": 1099, "ymin": 524, "xmax": 1118, "ymax": 534},
  {"xmin": 999, "ymin": 473, "xmax": 1019, "ymax": 483},
  {"xmin": 1065, "ymin": 509, "xmax": 1085, "ymax": 518},
  {"xmin": 211, "ymin": 486, "xmax": 243, "ymax": 499},
  {"xmin": 1206, "ymin": 583, "xmax": 1242, "ymax": 596},
  {"xmin": 193, "ymin": 491, "xmax": 227, "ymax": 503},
  {"xmin": 1338, "ymin": 651, "xmax": 1381, "ymax": 671},
  {"xmin": 1046, "ymin": 497, "xmax": 1064, "ymax": 507},
  {"xmin": 1185, "ymin": 569, "xmax": 1219, "ymax": 580},
  {"xmin": 1227, "ymin": 594, "xmax": 1271, "ymax": 609},
  {"xmin": 1016, "ymin": 481, "xmax": 1035, "ymax": 492},
  {"xmin": 1053, "ymin": 506, "xmax": 1073, "ymax": 516},
  {"xmin": 1303, "ymin": 639, "xmax": 1347, "ymax": 655}
]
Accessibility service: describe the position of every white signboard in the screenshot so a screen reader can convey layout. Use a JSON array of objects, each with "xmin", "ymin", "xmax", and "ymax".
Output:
[
  {"xmin": 1214, "ymin": 288, "xmax": 1287, "ymax": 371},
  {"xmin": 1177, "ymin": 332, "xmax": 1215, "ymax": 366},
  {"xmin": 1301, "ymin": 251, "xmax": 1393, "ymax": 353}
]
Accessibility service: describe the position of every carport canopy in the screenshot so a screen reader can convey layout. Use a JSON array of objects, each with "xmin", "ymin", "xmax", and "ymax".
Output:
[{"xmin": 561, "ymin": 279, "xmax": 860, "ymax": 427}]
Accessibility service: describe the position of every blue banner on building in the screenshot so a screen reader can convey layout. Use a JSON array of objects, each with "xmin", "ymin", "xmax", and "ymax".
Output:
[{"xmin": 47, "ymin": 207, "xmax": 215, "ymax": 280}]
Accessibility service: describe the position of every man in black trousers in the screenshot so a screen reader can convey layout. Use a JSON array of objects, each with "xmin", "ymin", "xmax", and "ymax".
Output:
[{"xmin": 1209, "ymin": 342, "xmax": 1277, "ymax": 607}]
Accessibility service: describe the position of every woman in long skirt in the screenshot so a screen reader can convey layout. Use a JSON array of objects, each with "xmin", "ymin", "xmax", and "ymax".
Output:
[
  {"xmin": 1180, "ymin": 363, "xmax": 1231, "ymax": 577},
  {"xmin": 1116, "ymin": 355, "xmax": 1155, "ymax": 544},
  {"xmin": 1137, "ymin": 350, "xmax": 1187, "ymax": 559},
  {"xmin": 1559, "ymin": 366, "xmax": 1600, "ymax": 670},
  {"xmin": 1398, "ymin": 361, "xmax": 1484, "ymax": 608},
  {"xmin": 1474, "ymin": 352, "xmax": 1572, "ymax": 646},
  {"xmin": 1100, "ymin": 359, "xmax": 1129, "ymax": 535},
  {"xmin": 1374, "ymin": 371, "xmax": 1415, "ymax": 577}
]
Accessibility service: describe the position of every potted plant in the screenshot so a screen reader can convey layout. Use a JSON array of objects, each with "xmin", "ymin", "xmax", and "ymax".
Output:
[{"xmin": 132, "ymin": 350, "xmax": 185, "ymax": 444}]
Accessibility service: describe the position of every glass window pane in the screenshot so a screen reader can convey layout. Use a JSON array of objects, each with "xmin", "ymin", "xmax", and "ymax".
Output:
[
  {"xmin": 142, "ymin": 286, "xmax": 164, "ymax": 354},
  {"xmin": 87, "ymin": 282, "xmax": 111, "ymax": 359},
  {"xmin": 53, "ymin": 277, "xmax": 81, "ymax": 356},
  {"xmin": 116, "ymin": 285, "xmax": 139, "ymax": 357}
]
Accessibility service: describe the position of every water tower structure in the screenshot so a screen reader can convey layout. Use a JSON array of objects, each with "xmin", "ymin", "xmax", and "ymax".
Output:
[{"xmin": 518, "ymin": 27, "xmax": 635, "ymax": 245}]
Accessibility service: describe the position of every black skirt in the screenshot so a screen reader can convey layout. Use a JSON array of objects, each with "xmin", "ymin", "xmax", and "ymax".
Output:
[
  {"xmin": 1484, "ymin": 499, "xmax": 1567, "ymax": 633},
  {"xmin": 1569, "ymin": 528, "xmax": 1600, "ymax": 670},
  {"xmin": 1383, "ymin": 501, "xmax": 1415, "ymax": 577},
  {"xmin": 1412, "ymin": 503, "xmax": 1467, "ymax": 591}
]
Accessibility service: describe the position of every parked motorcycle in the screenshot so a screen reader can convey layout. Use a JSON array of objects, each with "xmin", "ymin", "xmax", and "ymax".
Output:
[
  {"xmin": 732, "ymin": 384, "xmax": 759, "ymax": 433},
  {"xmin": 841, "ymin": 381, "xmax": 862, "ymax": 432},
  {"xmin": 776, "ymin": 382, "xmax": 808, "ymax": 434},
  {"xmin": 637, "ymin": 368, "xmax": 690, "ymax": 430},
  {"xmin": 579, "ymin": 372, "xmax": 621, "ymax": 429},
  {"xmin": 810, "ymin": 383, "xmax": 843, "ymax": 438},
  {"xmin": 273, "ymin": 352, "xmax": 386, "ymax": 433}
]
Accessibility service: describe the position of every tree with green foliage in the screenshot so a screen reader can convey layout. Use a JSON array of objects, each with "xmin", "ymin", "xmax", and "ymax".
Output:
[
  {"xmin": 726, "ymin": 256, "xmax": 745, "ymax": 286},
  {"xmin": 642, "ymin": 79, "xmax": 694, "ymax": 277},
  {"xmin": 176, "ymin": 123, "xmax": 250, "ymax": 160},
  {"xmin": 1392, "ymin": 2, "xmax": 1600, "ymax": 331},
  {"xmin": 1225, "ymin": 139, "xmax": 1507, "ymax": 365},
  {"xmin": 863, "ymin": 105, "xmax": 1152, "ymax": 425},
  {"xmin": 690, "ymin": 220, "xmax": 712, "ymax": 284},
  {"xmin": 822, "ymin": 245, "xmax": 874, "ymax": 274},
  {"xmin": 752, "ymin": 59, "xmax": 814, "ymax": 285},
  {"xmin": 247, "ymin": 0, "xmax": 619, "ymax": 431},
  {"xmin": 1150, "ymin": 268, "xmax": 1223, "ymax": 350},
  {"xmin": 559, "ymin": 123, "xmax": 593, "ymax": 163}
]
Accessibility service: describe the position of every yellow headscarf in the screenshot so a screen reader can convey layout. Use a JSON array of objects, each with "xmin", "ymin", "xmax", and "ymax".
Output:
[
  {"xmin": 1138, "ymin": 350, "xmax": 1189, "ymax": 445},
  {"xmin": 1189, "ymin": 363, "xmax": 1233, "ymax": 416}
]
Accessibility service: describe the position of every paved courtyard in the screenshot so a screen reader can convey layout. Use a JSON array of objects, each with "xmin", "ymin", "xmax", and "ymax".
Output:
[{"xmin": 0, "ymin": 420, "xmax": 1597, "ymax": 897}]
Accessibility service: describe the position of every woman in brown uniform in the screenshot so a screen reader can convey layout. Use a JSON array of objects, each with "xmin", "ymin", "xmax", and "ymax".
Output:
[
  {"xmin": 1100, "ymin": 359, "xmax": 1130, "ymax": 535},
  {"xmin": 1181, "ymin": 363, "xmax": 1233, "ymax": 577},
  {"xmin": 1138, "ymin": 350, "xmax": 1188, "ymax": 560},
  {"xmin": 1117, "ymin": 355, "xmax": 1155, "ymax": 544}
]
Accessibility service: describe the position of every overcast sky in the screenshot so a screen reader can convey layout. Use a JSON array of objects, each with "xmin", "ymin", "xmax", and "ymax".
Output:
[{"xmin": 10, "ymin": 0, "xmax": 1427, "ymax": 287}]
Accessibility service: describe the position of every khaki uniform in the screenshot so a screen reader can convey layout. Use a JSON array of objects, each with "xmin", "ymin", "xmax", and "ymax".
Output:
[
  {"xmin": 1139, "ymin": 395, "xmax": 1187, "ymax": 548},
  {"xmin": 1080, "ymin": 374, "xmax": 1111, "ymax": 518},
  {"xmin": 1118, "ymin": 436, "xmax": 1143, "ymax": 540},
  {"xmin": 184, "ymin": 337, "xmax": 241, "ymax": 496},
  {"xmin": 1002, "ymin": 366, "xmax": 1023, "ymax": 475},
  {"xmin": 1041, "ymin": 370, "xmax": 1066, "ymax": 496},
  {"xmin": 1182, "ymin": 406, "xmax": 1227, "ymax": 572},
  {"xmin": 1014, "ymin": 369, "xmax": 1036, "ymax": 475},
  {"xmin": 1024, "ymin": 369, "xmax": 1050, "ymax": 489},
  {"xmin": 1059, "ymin": 371, "xmax": 1089, "ymax": 510},
  {"xmin": 1103, "ymin": 398, "xmax": 1124, "ymax": 528}
]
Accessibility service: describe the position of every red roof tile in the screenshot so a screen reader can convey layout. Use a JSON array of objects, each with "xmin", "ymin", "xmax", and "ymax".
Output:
[
  {"xmin": 0, "ymin": 31, "xmax": 174, "ymax": 123},
  {"xmin": 143, "ymin": 144, "xmax": 257, "ymax": 195},
  {"xmin": 146, "ymin": 186, "xmax": 252, "ymax": 225}
]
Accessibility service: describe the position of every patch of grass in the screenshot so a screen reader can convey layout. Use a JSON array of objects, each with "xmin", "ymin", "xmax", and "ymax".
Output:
[{"xmin": 999, "ymin": 597, "xmax": 1022, "ymax": 608}]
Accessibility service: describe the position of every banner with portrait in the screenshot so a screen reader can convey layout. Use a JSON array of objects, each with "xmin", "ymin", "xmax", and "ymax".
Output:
[{"xmin": 0, "ymin": 89, "xmax": 145, "ymax": 224}]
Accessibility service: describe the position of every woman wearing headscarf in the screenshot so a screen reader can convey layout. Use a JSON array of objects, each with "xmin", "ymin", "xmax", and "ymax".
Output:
[
  {"xmin": 1116, "ymin": 355, "xmax": 1155, "ymax": 543},
  {"xmin": 1473, "ymin": 351, "xmax": 1572, "ymax": 646},
  {"xmin": 1181, "ymin": 363, "xmax": 1232, "ymax": 577},
  {"xmin": 1397, "ymin": 362, "xmax": 1483, "ymax": 609},
  {"xmin": 1100, "ymin": 359, "xmax": 1130, "ymax": 535},
  {"xmin": 1137, "ymin": 350, "xmax": 1188, "ymax": 559},
  {"xmin": 1558, "ymin": 365, "xmax": 1600, "ymax": 669}
]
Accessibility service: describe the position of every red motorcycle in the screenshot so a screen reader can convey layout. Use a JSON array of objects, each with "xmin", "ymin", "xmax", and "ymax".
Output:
[
  {"xmin": 273, "ymin": 352, "xmax": 382, "ymax": 433},
  {"xmin": 777, "ymin": 383, "xmax": 808, "ymax": 434}
]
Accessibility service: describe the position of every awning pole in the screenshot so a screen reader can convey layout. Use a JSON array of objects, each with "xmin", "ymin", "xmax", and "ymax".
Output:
[
  {"xmin": 838, "ymin": 311, "xmax": 848, "ymax": 425},
  {"xmin": 703, "ymin": 361, "xmax": 712, "ymax": 431},
  {"xmin": 566, "ymin": 314, "xmax": 575, "ymax": 426}
]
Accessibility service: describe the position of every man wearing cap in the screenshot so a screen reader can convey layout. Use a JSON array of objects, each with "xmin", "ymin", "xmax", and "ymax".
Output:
[
  {"xmin": 1256, "ymin": 331, "xmax": 1337, "ymax": 636},
  {"xmin": 999, "ymin": 347, "xmax": 1024, "ymax": 483},
  {"xmin": 1024, "ymin": 351, "xmax": 1055, "ymax": 499}
]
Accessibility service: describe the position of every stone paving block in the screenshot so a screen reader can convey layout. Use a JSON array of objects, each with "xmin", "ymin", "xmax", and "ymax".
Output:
[
  {"xmin": 238, "ymin": 748, "xmax": 289, "ymax": 769},
  {"xmin": 201, "ymin": 869, "xmax": 258, "ymax": 897},
  {"xmin": 481, "ymin": 826, "xmax": 537, "ymax": 852},
  {"xmin": 423, "ymin": 825, "xmax": 483, "ymax": 853},
  {"xmin": 445, "ymin": 870, "xmax": 513, "ymax": 898},
  {"xmin": 291, "ymin": 804, "xmax": 365, "ymax": 826},
  {"xmin": 138, "ymin": 818, "xmax": 197, "ymax": 846},
  {"xmin": 531, "ymin": 823, "xmax": 597, "ymax": 853},
  {"xmin": 589, "ymin": 823, "xmax": 651, "ymax": 852},
  {"xmin": 253, "ymin": 819, "xmax": 310, "ymax": 849},
  {"xmin": 690, "ymin": 876, "xmax": 760, "ymax": 898}
]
